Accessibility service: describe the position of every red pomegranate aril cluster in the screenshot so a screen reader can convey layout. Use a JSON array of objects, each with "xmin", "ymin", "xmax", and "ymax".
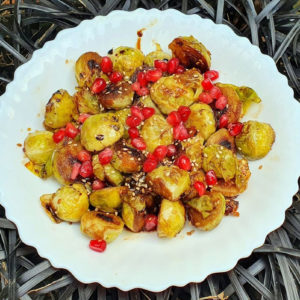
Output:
[
  {"xmin": 92, "ymin": 179, "xmax": 105, "ymax": 191},
  {"xmin": 109, "ymin": 71, "xmax": 123, "ymax": 83},
  {"xmin": 78, "ymin": 113, "xmax": 91, "ymax": 123},
  {"xmin": 166, "ymin": 144, "xmax": 177, "ymax": 157},
  {"xmin": 137, "ymin": 72, "xmax": 147, "ymax": 87},
  {"xmin": 128, "ymin": 127, "xmax": 139, "ymax": 139},
  {"xmin": 79, "ymin": 161, "xmax": 93, "ymax": 178},
  {"xmin": 153, "ymin": 145, "xmax": 168, "ymax": 161},
  {"xmin": 100, "ymin": 56, "xmax": 113, "ymax": 74},
  {"xmin": 167, "ymin": 58, "xmax": 180, "ymax": 74},
  {"xmin": 145, "ymin": 69, "xmax": 162, "ymax": 82},
  {"xmin": 178, "ymin": 106, "xmax": 191, "ymax": 122},
  {"xmin": 77, "ymin": 150, "xmax": 91, "ymax": 162},
  {"xmin": 201, "ymin": 78, "xmax": 214, "ymax": 91},
  {"xmin": 126, "ymin": 115, "xmax": 142, "ymax": 127},
  {"xmin": 65, "ymin": 123, "xmax": 79, "ymax": 138},
  {"xmin": 204, "ymin": 70, "xmax": 219, "ymax": 81},
  {"xmin": 91, "ymin": 78, "xmax": 106, "ymax": 94},
  {"xmin": 144, "ymin": 214, "xmax": 158, "ymax": 231},
  {"xmin": 215, "ymin": 95, "xmax": 228, "ymax": 110},
  {"xmin": 209, "ymin": 86, "xmax": 222, "ymax": 99},
  {"xmin": 167, "ymin": 111, "xmax": 181, "ymax": 127},
  {"xmin": 53, "ymin": 128, "xmax": 65, "ymax": 143},
  {"xmin": 199, "ymin": 92, "xmax": 213, "ymax": 104},
  {"xmin": 98, "ymin": 148, "xmax": 113, "ymax": 165},
  {"xmin": 175, "ymin": 65, "xmax": 185, "ymax": 74},
  {"xmin": 194, "ymin": 181, "xmax": 206, "ymax": 196},
  {"xmin": 173, "ymin": 122, "xmax": 189, "ymax": 141},
  {"xmin": 219, "ymin": 114, "xmax": 228, "ymax": 128},
  {"xmin": 70, "ymin": 162, "xmax": 81, "ymax": 180},
  {"xmin": 89, "ymin": 239, "xmax": 107, "ymax": 252},
  {"xmin": 154, "ymin": 60, "xmax": 168, "ymax": 72},
  {"xmin": 141, "ymin": 107, "xmax": 155, "ymax": 119},
  {"xmin": 143, "ymin": 158, "xmax": 157, "ymax": 172},
  {"xmin": 131, "ymin": 137, "xmax": 146, "ymax": 150},
  {"xmin": 175, "ymin": 154, "xmax": 191, "ymax": 171},
  {"xmin": 131, "ymin": 106, "xmax": 144, "ymax": 121},
  {"xmin": 228, "ymin": 122, "xmax": 243, "ymax": 136},
  {"xmin": 205, "ymin": 170, "xmax": 217, "ymax": 186}
]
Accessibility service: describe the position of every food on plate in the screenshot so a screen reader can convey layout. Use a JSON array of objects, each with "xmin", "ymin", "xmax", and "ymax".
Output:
[{"xmin": 22, "ymin": 35, "xmax": 275, "ymax": 251}]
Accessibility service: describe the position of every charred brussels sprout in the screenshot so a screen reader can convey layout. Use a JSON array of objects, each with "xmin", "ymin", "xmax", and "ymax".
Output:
[
  {"xmin": 185, "ymin": 103, "xmax": 216, "ymax": 140},
  {"xmin": 80, "ymin": 113, "xmax": 124, "ymax": 152},
  {"xmin": 92, "ymin": 154, "xmax": 105, "ymax": 181},
  {"xmin": 144, "ymin": 50, "xmax": 171, "ymax": 67},
  {"xmin": 103, "ymin": 164, "xmax": 124, "ymax": 186},
  {"xmin": 205, "ymin": 128, "xmax": 236, "ymax": 153},
  {"xmin": 74, "ymin": 88, "xmax": 100, "ymax": 115},
  {"xmin": 81, "ymin": 211, "xmax": 124, "ymax": 243},
  {"xmin": 157, "ymin": 199, "xmax": 185, "ymax": 238},
  {"xmin": 146, "ymin": 165, "xmax": 190, "ymax": 201},
  {"xmin": 40, "ymin": 184, "xmax": 89, "ymax": 223},
  {"xmin": 235, "ymin": 121, "xmax": 275, "ymax": 160},
  {"xmin": 110, "ymin": 47, "xmax": 144, "ymax": 77},
  {"xmin": 168, "ymin": 36, "xmax": 211, "ymax": 72},
  {"xmin": 187, "ymin": 192, "xmax": 225, "ymax": 231},
  {"xmin": 44, "ymin": 89, "xmax": 77, "ymax": 129},
  {"xmin": 202, "ymin": 144, "xmax": 237, "ymax": 181},
  {"xmin": 24, "ymin": 131, "xmax": 56, "ymax": 165}
]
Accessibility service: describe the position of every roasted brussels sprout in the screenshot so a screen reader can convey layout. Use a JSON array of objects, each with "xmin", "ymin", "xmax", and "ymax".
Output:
[
  {"xmin": 92, "ymin": 154, "xmax": 105, "ymax": 181},
  {"xmin": 74, "ymin": 88, "xmax": 100, "ymax": 115},
  {"xmin": 111, "ymin": 141, "xmax": 144, "ymax": 173},
  {"xmin": 110, "ymin": 46, "xmax": 144, "ymax": 77},
  {"xmin": 103, "ymin": 164, "xmax": 124, "ymax": 186},
  {"xmin": 81, "ymin": 211, "xmax": 124, "ymax": 243},
  {"xmin": 52, "ymin": 143, "xmax": 83, "ymax": 185},
  {"xmin": 136, "ymin": 95, "xmax": 162, "ymax": 115},
  {"xmin": 44, "ymin": 89, "xmax": 77, "ymax": 129},
  {"xmin": 144, "ymin": 50, "xmax": 171, "ymax": 67},
  {"xmin": 157, "ymin": 199, "xmax": 185, "ymax": 238},
  {"xmin": 146, "ymin": 165, "xmax": 190, "ymax": 201},
  {"xmin": 90, "ymin": 186, "xmax": 127, "ymax": 212},
  {"xmin": 75, "ymin": 52, "xmax": 102, "ymax": 87},
  {"xmin": 25, "ymin": 161, "xmax": 48, "ymax": 179},
  {"xmin": 80, "ymin": 113, "xmax": 124, "ymax": 152},
  {"xmin": 235, "ymin": 86, "xmax": 261, "ymax": 117},
  {"xmin": 187, "ymin": 192, "xmax": 225, "ymax": 231},
  {"xmin": 121, "ymin": 190, "xmax": 146, "ymax": 232},
  {"xmin": 235, "ymin": 121, "xmax": 275, "ymax": 160},
  {"xmin": 205, "ymin": 128, "xmax": 236, "ymax": 153},
  {"xmin": 40, "ymin": 184, "xmax": 89, "ymax": 223},
  {"xmin": 24, "ymin": 130, "xmax": 56, "ymax": 165},
  {"xmin": 182, "ymin": 170, "xmax": 206, "ymax": 201},
  {"xmin": 114, "ymin": 108, "xmax": 131, "ymax": 138},
  {"xmin": 185, "ymin": 103, "xmax": 216, "ymax": 140},
  {"xmin": 202, "ymin": 144, "xmax": 237, "ymax": 181},
  {"xmin": 140, "ymin": 114, "xmax": 173, "ymax": 152},
  {"xmin": 98, "ymin": 81, "xmax": 134, "ymax": 110},
  {"xmin": 150, "ymin": 69, "xmax": 203, "ymax": 114},
  {"xmin": 168, "ymin": 36, "xmax": 211, "ymax": 72}
]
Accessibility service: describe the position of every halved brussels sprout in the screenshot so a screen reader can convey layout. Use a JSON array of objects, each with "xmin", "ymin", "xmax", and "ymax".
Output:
[
  {"xmin": 168, "ymin": 36, "xmax": 211, "ymax": 72},
  {"xmin": 110, "ymin": 46, "xmax": 144, "ymax": 77},
  {"xmin": 114, "ymin": 108, "xmax": 131, "ymax": 138},
  {"xmin": 146, "ymin": 165, "xmax": 190, "ymax": 201},
  {"xmin": 75, "ymin": 52, "xmax": 102, "ymax": 87},
  {"xmin": 187, "ymin": 192, "xmax": 225, "ymax": 231},
  {"xmin": 157, "ymin": 199, "xmax": 185, "ymax": 238},
  {"xmin": 140, "ymin": 114, "xmax": 173, "ymax": 152},
  {"xmin": 235, "ymin": 86, "xmax": 261, "ymax": 116},
  {"xmin": 74, "ymin": 88, "xmax": 100, "ymax": 115},
  {"xmin": 182, "ymin": 170, "xmax": 206, "ymax": 201},
  {"xmin": 24, "ymin": 130, "xmax": 56, "ymax": 165},
  {"xmin": 203, "ymin": 144, "xmax": 237, "ymax": 182},
  {"xmin": 90, "ymin": 186, "xmax": 127, "ymax": 212},
  {"xmin": 98, "ymin": 81, "xmax": 134, "ymax": 110},
  {"xmin": 103, "ymin": 164, "xmax": 124, "ymax": 186},
  {"xmin": 92, "ymin": 154, "xmax": 105, "ymax": 181},
  {"xmin": 80, "ymin": 113, "xmax": 124, "ymax": 152},
  {"xmin": 40, "ymin": 184, "xmax": 89, "ymax": 223},
  {"xmin": 205, "ymin": 128, "xmax": 236, "ymax": 153},
  {"xmin": 81, "ymin": 211, "xmax": 124, "ymax": 243},
  {"xmin": 44, "ymin": 89, "xmax": 77, "ymax": 129},
  {"xmin": 136, "ymin": 95, "xmax": 162, "ymax": 115},
  {"xmin": 25, "ymin": 161, "xmax": 48, "ymax": 179},
  {"xmin": 144, "ymin": 50, "xmax": 171, "ymax": 67},
  {"xmin": 185, "ymin": 103, "xmax": 216, "ymax": 140},
  {"xmin": 235, "ymin": 121, "xmax": 275, "ymax": 160},
  {"xmin": 150, "ymin": 69, "xmax": 203, "ymax": 114},
  {"xmin": 52, "ymin": 143, "xmax": 83, "ymax": 185}
]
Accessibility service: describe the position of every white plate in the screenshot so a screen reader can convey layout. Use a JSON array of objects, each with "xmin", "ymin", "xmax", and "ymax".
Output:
[{"xmin": 0, "ymin": 9, "xmax": 299, "ymax": 292}]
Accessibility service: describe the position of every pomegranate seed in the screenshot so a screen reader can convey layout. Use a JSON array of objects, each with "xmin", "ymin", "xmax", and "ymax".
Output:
[
  {"xmin": 209, "ymin": 86, "xmax": 222, "ymax": 99},
  {"xmin": 92, "ymin": 179, "xmax": 105, "ymax": 190},
  {"xmin": 153, "ymin": 145, "xmax": 168, "ymax": 161},
  {"xmin": 143, "ymin": 158, "xmax": 157, "ymax": 172},
  {"xmin": 166, "ymin": 144, "xmax": 176, "ymax": 157},
  {"xmin": 132, "ymin": 81, "xmax": 141, "ymax": 92},
  {"xmin": 98, "ymin": 148, "xmax": 113, "ymax": 165},
  {"xmin": 79, "ymin": 160, "xmax": 93, "ymax": 178},
  {"xmin": 154, "ymin": 60, "xmax": 168, "ymax": 72},
  {"xmin": 166, "ymin": 111, "xmax": 181, "ymax": 127},
  {"xmin": 89, "ymin": 240, "xmax": 106, "ymax": 252},
  {"xmin": 77, "ymin": 150, "xmax": 91, "ymax": 162},
  {"xmin": 219, "ymin": 114, "xmax": 229, "ymax": 128},
  {"xmin": 178, "ymin": 106, "xmax": 191, "ymax": 122},
  {"xmin": 204, "ymin": 70, "xmax": 219, "ymax": 81},
  {"xmin": 128, "ymin": 127, "xmax": 140, "ymax": 139},
  {"xmin": 78, "ymin": 113, "xmax": 91, "ymax": 123},
  {"xmin": 147, "ymin": 153, "xmax": 157, "ymax": 161},
  {"xmin": 141, "ymin": 107, "xmax": 155, "ymax": 119},
  {"xmin": 167, "ymin": 58, "xmax": 180, "ymax": 74},
  {"xmin": 205, "ymin": 170, "xmax": 217, "ymax": 186},
  {"xmin": 65, "ymin": 123, "xmax": 78, "ymax": 139},
  {"xmin": 70, "ymin": 162, "xmax": 81, "ymax": 180},
  {"xmin": 131, "ymin": 106, "xmax": 144, "ymax": 120},
  {"xmin": 175, "ymin": 65, "xmax": 185, "ymax": 74},
  {"xmin": 201, "ymin": 78, "xmax": 214, "ymax": 90},
  {"xmin": 215, "ymin": 95, "xmax": 228, "ymax": 110},
  {"xmin": 53, "ymin": 128, "xmax": 65, "ymax": 143},
  {"xmin": 194, "ymin": 181, "xmax": 206, "ymax": 196},
  {"xmin": 136, "ymin": 87, "xmax": 149, "ymax": 96},
  {"xmin": 100, "ymin": 56, "xmax": 113, "ymax": 74},
  {"xmin": 173, "ymin": 122, "xmax": 189, "ymax": 141},
  {"xmin": 126, "ymin": 115, "xmax": 142, "ymax": 127},
  {"xmin": 109, "ymin": 71, "xmax": 123, "ymax": 83},
  {"xmin": 175, "ymin": 154, "xmax": 191, "ymax": 171},
  {"xmin": 199, "ymin": 92, "xmax": 213, "ymax": 104},
  {"xmin": 144, "ymin": 214, "xmax": 158, "ymax": 231},
  {"xmin": 91, "ymin": 78, "xmax": 106, "ymax": 94},
  {"xmin": 137, "ymin": 72, "xmax": 148, "ymax": 87},
  {"xmin": 145, "ymin": 68, "xmax": 162, "ymax": 82},
  {"xmin": 228, "ymin": 122, "xmax": 243, "ymax": 136},
  {"xmin": 131, "ymin": 137, "xmax": 146, "ymax": 150}
]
